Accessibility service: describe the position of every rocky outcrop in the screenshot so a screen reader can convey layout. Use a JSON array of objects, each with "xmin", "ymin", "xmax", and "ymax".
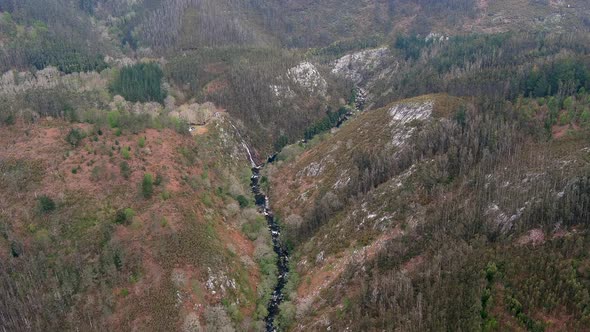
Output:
[
  {"xmin": 288, "ymin": 61, "xmax": 327, "ymax": 96},
  {"xmin": 331, "ymin": 47, "xmax": 390, "ymax": 84},
  {"xmin": 389, "ymin": 101, "xmax": 433, "ymax": 147}
]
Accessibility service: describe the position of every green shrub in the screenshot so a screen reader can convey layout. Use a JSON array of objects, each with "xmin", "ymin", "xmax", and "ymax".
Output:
[
  {"xmin": 558, "ymin": 112, "xmax": 571, "ymax": 126},
  {"xmin": 485, "ymin": 262, "xmax": 498, "ymax": 282},
  {"xmin": 277, "ymin": 302, "xmax": 296, "ymax": 330},
  {"xmin": 66, "ymin": 128, "xmax": 84, "ymax": 147},
  {"xmin": 563, "ymin": 96, "xmax": 575, "ymax": 111},
  {"xmin": 241, "ymin": 216, "xmax": 266, "ymax": 241},
  {"xmin": 10, "ymin": 241, "xmax": 23, "ymax": 257},
  {"xmin": 138, "ymin": 136, "xmax": 146, "ymax": 148},
  {"xmin": 115, "ymin": 208, "xmax": 135, "ymax": 225},
  {"xmin": 63, "ymin": 105, "xmax": 77, "ymax": 122},
  {"xmin": 161, "ymin": 191, "xmax": 171, "ymax": 200},
  {"xmin": 37, "ymin": 195, "xmax": 56, "ymax": 213},
  {"xmin": 121, "ymin": 147, "xmax": 131, "ymax": 160},
  {"xmin": 142, "ymin": 173, "xmax": 154, "ymax": 198},
  {"xmin": 2, "ymin": 113, "xmax": 15, "ymax": 126},
  {"xmin": 483, "ymin": 318, "xmax": 499, "ymax": 332},
  {"xmin": 274, "ymin": 134, "xmax": 289, "ymax": 151},
  {"xmin": 154, "ymin": 173, "xmax": 163, "ymax": 186},
  {"xmin": 581, "ymin": 109, "xmax": 590, "ymax": 125},
  {"xmin": 236, "ymin": 195, "xmax": 250, "ymax": 208},
  {"xmin": 454, "ymin": 107, "xmax": 467, "ymax": 128},
  {"xmin": 201, "ymin": 193, "xmax": 213, "ymax": 207},
  {"xmin": 119, "ymin": 161, "xmax": 131, "ymax": 179},
  {"xmin": 107, "ymin": 110, "xmax": 120, "ymax": 128}
]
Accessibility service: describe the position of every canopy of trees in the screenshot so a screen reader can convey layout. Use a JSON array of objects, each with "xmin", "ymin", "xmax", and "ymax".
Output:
[{"xmin": 110, "ymin": 63, "xmax": 166, "ymax": 104}]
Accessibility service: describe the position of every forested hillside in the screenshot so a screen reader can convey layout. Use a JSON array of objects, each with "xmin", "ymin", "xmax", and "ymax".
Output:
[
  {"xmin": 268, "ymin": 92, "xmax": 590, "ymax": 331},
  {"xmin": 1, "ymin": 0, "xmax": 590, "ymax": 331},
  {"xmin": 1, "ymin": 0, "xmax": 590, "ymax": 153},
  {"xmin": 265, "ymin": 28, "xmax": 590, "ymax": 331}
]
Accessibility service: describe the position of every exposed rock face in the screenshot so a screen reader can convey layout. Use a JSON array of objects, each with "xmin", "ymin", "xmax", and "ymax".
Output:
[
  {"xmin": 270, "ymin": 61, "xmax": 327, "ymax": 101},
  {"xmin": 299, "ymin": 161, "xmax": 325, "ymax": 177},
  {"xmin": 270, "ymin": 84, "xmax": 295, "ymax": 99},
  {"xmin": 389, "ymin": 101, "xmax": 433, "ymax": 147},
  {"xmin": 425, "ymin": 32, "xmax": 449, "ymax": 42},
  {"xmin": 205, "ymin": 267, "xmax": 237, "ymax": 297},
  {"xmin": 331, "ymin": 48, "xmax": 399, "ymax": 110},
  {"xmin": 331, "ymin": 47, "xmax": 390, "ymax": 84},
  {"xmin": 287, "ymin": 61, "xmax": 327, "ymax": 96}
]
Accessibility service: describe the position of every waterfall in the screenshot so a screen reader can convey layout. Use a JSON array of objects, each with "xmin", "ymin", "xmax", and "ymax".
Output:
[{"xmin": 229, "ymin": 122, "xmax": 257, "ymax": 167}]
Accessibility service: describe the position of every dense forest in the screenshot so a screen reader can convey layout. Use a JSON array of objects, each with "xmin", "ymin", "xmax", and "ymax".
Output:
[
  {"xmin": 0, "ymin": 1, "xmax": 111, "ymax": 73},
  {"xmin": 110, "ymin": 63, "xmax": 166, "ymax": 103},
  {"xmin": 362, "ymin": 33, "xmax": 590, "ymax": 107}
]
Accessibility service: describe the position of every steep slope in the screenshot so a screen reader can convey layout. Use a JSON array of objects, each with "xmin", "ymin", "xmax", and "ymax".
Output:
[
  {"xmin": 3, "ymin": 0, "xmax": 589, "ymax": 153},
  {"xmin": 164, "ymin": 48, "xmax": 350, "ymax": 154},
  {"xmin": 268, "ymin": 94, "xmax": 464, "ymax": 222},
  {"xmin": 267, "ymin": 94, "xmax": 590, "ymax": 330},
  {"xmin": 0, "ymin": 114, "xmax": 276, "ymax": 331}
]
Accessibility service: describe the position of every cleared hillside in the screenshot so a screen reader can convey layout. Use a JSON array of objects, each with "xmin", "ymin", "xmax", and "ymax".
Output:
[{"xmin": 0, "ymin": 115, "xmax": 276, "ymax": 331}]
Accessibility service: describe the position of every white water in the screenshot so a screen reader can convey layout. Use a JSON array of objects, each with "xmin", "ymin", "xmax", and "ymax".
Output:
[
  {"xmin": 229, "ymin": 121, "xmax": 257, "ymax": 167},
  {"xmin": 242, "ymin": 143, "xmax": 256, "ymax": 167}
]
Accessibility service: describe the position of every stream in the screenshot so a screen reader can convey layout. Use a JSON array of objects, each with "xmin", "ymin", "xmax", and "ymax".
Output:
[
  {"xmin": 251, "ymin": 162, "xmax": 289, "ymax": 332},
  {"xmin": 233, "ymin": 87, "xmax": 363, "ymax": 330},
  {"xmin": 233, "ymin": 123, "xmax": 288, "ymax": 331}
]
